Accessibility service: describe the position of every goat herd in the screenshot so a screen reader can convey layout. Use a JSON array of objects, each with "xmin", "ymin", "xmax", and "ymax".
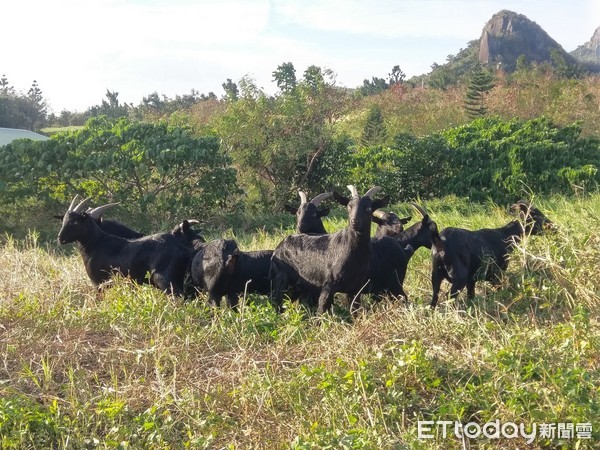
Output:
[{"xmin": 56, "ymin": 186, "xmax": 555, "ymax": 315}]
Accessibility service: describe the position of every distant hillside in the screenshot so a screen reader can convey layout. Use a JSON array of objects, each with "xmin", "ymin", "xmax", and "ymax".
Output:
[
  {"xmin": 411, "ymin": 10, "xmax": 587, "ymax": 88},
  {"xmin": 571, "ymin": 26, "xmax": 600, "ymax": 71}
]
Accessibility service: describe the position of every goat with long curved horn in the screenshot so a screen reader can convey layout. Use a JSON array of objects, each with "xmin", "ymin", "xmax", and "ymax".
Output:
[
  {"xmin": 347, "ymin": 185, "xmax": 359, "ymax": 198},
  {"xmin": 67, "ymin": 194, "xmax": 81, "ymax": 212},
  {"xmin": 364, "ymin": 186, "xmax": 382, "ymax": 199},
  {"xmin": 87, "ymin": 203, "xmax": 120, "ymax": 219},
  {"xmin": 298, "ymin": 191, "xmax": 308, "ymax": 205},
  {"xmin": 409, "ymin": 202, "xmax": 429, "ymax": 218},
  {"xmin": 310, "ymin": 192, "xmax": 332, "ymax": 206},
  {"xmin": 72, "ymin": 197, "xmax": 91, "ymax": 213}
]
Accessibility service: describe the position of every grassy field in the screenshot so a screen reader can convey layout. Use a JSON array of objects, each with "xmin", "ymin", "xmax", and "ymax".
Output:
[{"xmin": 1, "ymin": 195, "xmax": 598, "ymax": 449}]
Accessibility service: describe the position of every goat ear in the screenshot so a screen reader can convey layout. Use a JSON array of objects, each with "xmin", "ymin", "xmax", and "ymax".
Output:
[
  {"xmin": 332, "ymin": 191, "xmax": 349, "ymax": 206},
  {"xmin": 372, "ymin": 196, "xmax": 389, "ymax": 210},
  {"xmin": 400, "ymin": 216, "xmax": 412, "ymax": 224},
  {"xmin": 284, "ymin": 204, "xmax": 297, "ymax": 215},
  {"xmin": 53, "ymin": 214, "xmax": 64, "ymax": 220},
  {"xmin": 317, "ymin": 207, "xmax": 331, "ymax": 217}
]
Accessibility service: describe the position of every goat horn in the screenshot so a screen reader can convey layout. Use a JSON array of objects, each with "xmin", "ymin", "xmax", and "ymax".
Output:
[
  {"xmin": 372, "ymin": 209, "xmax": 387, "ymax": 219},
  {"xmin": 298, "ymin": 191, "xmax": 308, "ymax": 205},
  {"xmin": 72, "ymin": 197, "xmax": 91, "ymax": 213},
  {"xmin": 347, "ymin": 185, "xmax": 359, "ymax": 198},
  {"xmin": 364, "ymin": 186, "xmax": 382, "ymax": 199},
  {"xmin": 409, "ymin": 202, "xmax": 428, "ymax": 217},
  {"xmin": 87, "ymin": 202, "xmax": 120, "ymax": 219},
  {"xmin": 185, "ymin": 219, "xmax": 201, "ymax": 226},
  {"xmin": 67, "ymin": 194, "xmax": 81, "ymax": 212},
  {"xmin": 310, "ymin": 192, "xmax": 332, "ymax": 206}
]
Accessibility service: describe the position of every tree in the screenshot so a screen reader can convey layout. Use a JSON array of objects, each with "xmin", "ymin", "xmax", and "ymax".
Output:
[
  {"xmin": 388, "ymin": 65, "xmax": 406, "ymax": 85},
  {"xmin": 26, "ymin": 80, "xmax": 47, "ymax": 130},
  {"xmin": 88, "ymin": 90, "xmax": 130, "ymax": 119},
  {"xmin": 463, "ymin": 64, "xmax": 495, "ymax": 119},
  {"xmin": 0, "ymin": 116, "xmax": 239, "ymax": 227},
  {"xmin": 360, "ymin": 105, "xmax": 387, "ymax": 147},
  {"xmin": 222, "ymin": 78, "xmax": 239, "ymax": 101},
  {"xmin": 218, "ymin": 65, "xmax": 349, "ymax": 209},
  {"xmin": 272, "ymin": 62, "xmax": 297, "ymax": 94},
  {"xmin": 0, "ymin": 74, "xmax": 14, "ymax": 95},
  {"xmin": 549, "ymin": 48, "xmax": 579, "ymax": 78},
  {"xmin": 357, "ymin": 77, "xmax": 389, "ymax": 96},
  {"xmin": 0, "ymin": 77, "xmax": 47, "ymax": 130}
]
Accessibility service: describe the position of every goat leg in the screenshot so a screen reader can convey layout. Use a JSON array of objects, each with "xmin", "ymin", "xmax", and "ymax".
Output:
[
  {"xmin": 466, "ymin": 279, "xmax": 476, "ymax": 299},
  {"xmin": 317, "ymin": 287, "xmax": 334, "ymax": 315},
  {"xmin": 227, "ymin": 292, "xmax": 239, "ymax": 310},
  {"xmin": 430, "ymin": 265, "xmax": 445, "ymax": 308}
]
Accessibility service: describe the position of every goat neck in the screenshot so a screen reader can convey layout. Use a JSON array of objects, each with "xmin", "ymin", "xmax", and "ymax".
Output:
[{"xmin": 499, "ymin": 220, "xmax": 527, "ymax": 244}]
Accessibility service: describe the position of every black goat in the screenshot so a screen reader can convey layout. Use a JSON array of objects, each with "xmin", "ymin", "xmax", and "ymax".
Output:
[
  {"xmin": 368, "ymin": 237, "xmax": 414, "ymax": 300},
  {"xmin": 390, "ymin": 203, "xmax": 438, "ymax": 251},
  {"xmin": 368, "ymin": 203, "xmax": 438, "ymax": 301},
  {"xmin": 372, "ymin": 210, "xmax": 412, "ymax": 239},
  {"xmin": 57, "ymin": 196, "xmax": 191, "ymax": 296},
  {"xmin": 54, "ymin": 197, "xmax": 143, "ymax": 239},
  {"xmin": 190, "ymin": 239, "xmax": 272, "ymax": 308},
  {"xmin": 271, "ymin": 185, "xmax": 386, "ymax": 315},
  {"xmin": 333, "ymin": 193, "xmax": 437, "ymax": 251},
  {"xmin": 430, "ymin": 201, "xmax": 555, "ymax": 308},
  {"xmin": 331, "ymin": 195, "xmax": 438, "ymax": 301},
  {"xmin": 170, "ymin": 219, "xmax": 206, "ymax": 250},
  {"xmin": 54, "ymin": 196, "xmax": 205, "ymax": 246},
  {"xmin": 285, "ymin": 191, "xmax": 333, "ymax": 234}
]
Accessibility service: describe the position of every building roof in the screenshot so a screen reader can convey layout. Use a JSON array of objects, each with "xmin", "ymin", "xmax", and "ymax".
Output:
[{"xmin": 0, "ymin": 127, "xmax": 49, "ymax": 146}]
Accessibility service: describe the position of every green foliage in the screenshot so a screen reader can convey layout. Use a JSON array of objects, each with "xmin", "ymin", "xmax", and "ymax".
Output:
[
  {"xmin": 347, "ymin": 117, "xmax": 599, "ymax": 203},
  {"xmin": 360, "ymin": 105, "xmax": 387, "ymax": 147},
  {"xmin": 0, "ymin": 76, "xmax": 48, "ymax": 131},
  {"xmin": 444, "ymin": 117, "xmax": 600, "ymax": 201},
  {"xmin": 0, "ymin": 116, "xmax": 238, "ymax": 233},
  {"xmin": 221, "ymin": 78, "xmax": 239, "ymax": 101},
  {"xmin": 357, "ymin": 77, "xmax": 389, "ymax": 97},
  {"xmin": 217, "ymin": 67, "xmax": 350, "ymax": 209},
  {"xmin": 272, "ymin": 61, "xmax": 298, "ymax": 94},
  {"xmin": 463, "ymin": 64, "xmax": 495, "ymax": 118}
]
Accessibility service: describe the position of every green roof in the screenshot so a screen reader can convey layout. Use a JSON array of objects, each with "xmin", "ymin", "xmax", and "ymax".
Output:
[{"xmin": 0, "ymin": 127, "xmax": 49, "ymax": 146}]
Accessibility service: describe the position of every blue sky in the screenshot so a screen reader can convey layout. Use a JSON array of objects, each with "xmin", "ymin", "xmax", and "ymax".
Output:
[{"xmin": 3, "ymin": 0, "xmax": 598, "ymax": 113}]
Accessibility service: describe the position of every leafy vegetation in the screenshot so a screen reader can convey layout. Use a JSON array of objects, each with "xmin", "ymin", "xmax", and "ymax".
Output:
[
  {"xmin": 0, "ymin": 117, "xmax": 237, "ymax": 235},
  {"xmin": 1, "ymin": 195, "xmax": 598, "ymax": 449}
]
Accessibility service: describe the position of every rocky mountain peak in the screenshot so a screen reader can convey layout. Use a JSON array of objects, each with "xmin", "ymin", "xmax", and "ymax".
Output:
[
  {"xmin": 478, "ymin": 10, "xmax": 574, "ymax": 71},
  {"xmin": 571, "ymin": 26, "xmax": 600, "ymax": 63}
]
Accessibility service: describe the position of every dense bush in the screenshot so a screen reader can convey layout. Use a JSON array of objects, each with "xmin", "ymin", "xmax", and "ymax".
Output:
[
  {"xmin": 346, "ymin": 117, "xmax": 599, "ymax": 203},
  {"xmin": 0, "ymin": 116, "xmax": 238, "ymax": 235},
  {"xmin": 443, "ymin": 117, "xmax": 600, "ymax": 201}
]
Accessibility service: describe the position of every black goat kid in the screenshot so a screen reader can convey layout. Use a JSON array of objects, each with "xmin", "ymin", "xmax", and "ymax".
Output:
[
  {"xmin": 430, "ymin": 201, "xmax": 555, "ymax": 308},
  {"xmin": 57, "ymin": 196, "xmax": 191, "ymax": 296},
  {"xmin": 271, "ymin": 185, "xmax": 386, "ymax": 315},
  {"xmin": 190, "ymin": 239, "xmax": 272, "ymax": 308}
]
